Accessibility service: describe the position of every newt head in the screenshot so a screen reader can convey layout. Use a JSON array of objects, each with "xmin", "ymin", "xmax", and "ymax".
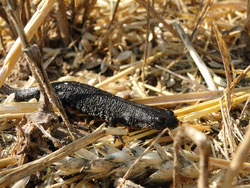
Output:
[
  {"xmin": 155, "ymin": 110, "xmax": 178, "ymax": 129},
  {"xmin": 127, "ymin": 108, "xmax": 178, "ymax": 130},
  {"xmin": 153, "ymin": 110, "xmax": 178, "ymax": 130}
]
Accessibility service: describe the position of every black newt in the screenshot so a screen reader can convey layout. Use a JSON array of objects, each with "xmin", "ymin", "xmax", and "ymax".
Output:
[{"xmin": 0, "ymin": 81, "xmax": 178, "ymax": 130}]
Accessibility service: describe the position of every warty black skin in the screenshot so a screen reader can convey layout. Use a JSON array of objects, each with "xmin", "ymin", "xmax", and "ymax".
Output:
[{"xmin": 0, "ymin": 81, "xmax": 178, "ymax": 130}]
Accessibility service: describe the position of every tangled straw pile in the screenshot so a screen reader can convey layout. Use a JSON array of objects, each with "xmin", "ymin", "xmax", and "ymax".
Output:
[{"xmin": 0, "ymin": 0, "xmax": 249, "ymax": 187}]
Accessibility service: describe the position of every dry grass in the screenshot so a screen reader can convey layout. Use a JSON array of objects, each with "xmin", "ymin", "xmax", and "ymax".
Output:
[{"xmin": 0, "ymin": 0, "xmax": 250, "ymax": 187}]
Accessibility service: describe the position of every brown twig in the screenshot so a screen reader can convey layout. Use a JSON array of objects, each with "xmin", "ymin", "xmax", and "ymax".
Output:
[
  {"xmin": 173, "ymin": 126, "xmax": 210, "ymax": 188},
  {"xmin": 5, "ymin": 1, "xmax": 52, "ymax": 110},
  {"xmin": 142, "ymin": 0, "xmax": 150, "ymax": 85},
  {"xmin": 0, "ymin": 4, "xmax": 18, "ymax": 39},
  {"xmin": 135, "ymin": 0, "xmax": 178, "ymax": 38},
  {"xmin": 56, "ymin": 0, "xmax": 70, "ymax": 46},
  {"xmin": 213, "ymin": 23, "xmax": 233, "ymax": 108},
  {"xmin": 107, "ymin": 0, "xmax": 120, "ymax": 29},
  {"xmin": 214, "ymin": 23, "xmax": 237, "ymax": 156},
  {"xmin": 246, "ymin": 0, "xmax": 250, "ymax": 33},
  {"xmin": 191, "ymin": 0, "xmax": 214, "ymax": 41},
  {"xmin": 20, "ymin": 0, "xmax": 31, "ymax": 26},
  {"xmin": 82, "ymin": 0, "xmax": 90, "ymax": 25},
  {"xmin": 5, "ymin": 0, "xmax": 75, "ymax": 140}
]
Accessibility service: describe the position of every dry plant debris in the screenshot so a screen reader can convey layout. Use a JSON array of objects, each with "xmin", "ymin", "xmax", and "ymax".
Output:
[{"xmin": 0, "ymin": 0, "xmax": 249, "ymax": 187}]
